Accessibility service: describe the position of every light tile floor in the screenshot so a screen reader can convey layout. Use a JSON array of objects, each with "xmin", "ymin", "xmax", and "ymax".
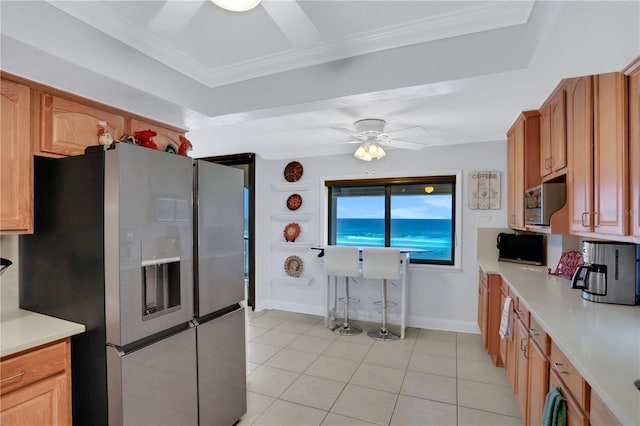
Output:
[{"xmin": 241, "ymin": 309, "xmax": 523, "ymax": 426}]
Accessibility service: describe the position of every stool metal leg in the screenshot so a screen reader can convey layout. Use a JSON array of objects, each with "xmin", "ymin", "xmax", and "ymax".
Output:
[
  {"xmin": 368, "ymin": 279, "xmax": 399, "ymax": 341},
  {"xmin": 334, "ymin": 277, "xmax": 362, "ymax": 336}
]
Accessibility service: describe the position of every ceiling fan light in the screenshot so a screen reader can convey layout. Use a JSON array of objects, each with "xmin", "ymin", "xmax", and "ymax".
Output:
[
  {"xmin": 354, "ymin": 141, "xmax": 386, "ymax": 161},
  {"xmin": 211, "ymin": 0, "xmax": 262, "ymax": 12}
]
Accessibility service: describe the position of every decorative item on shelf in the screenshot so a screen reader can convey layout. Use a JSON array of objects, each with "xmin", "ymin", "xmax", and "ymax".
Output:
[
  {"xmin": 178, "ymin": 135, "xmax": 193, "ymax": 156},
  {"xmin": 548, "ymin": 250, "xmax": 584, "ymax": 279},
  {"xmin": 469, "ymin": 170, "xmax": 501, "ymax": 209},
  {"xmin": 165, "ymin": 138, "xmax": 179, "ymax": 154},
  {"xmin": 134, "ymin": 129, "xmax": 158, "ymax": 150},
  {"xmin": 97, "ymin": 121, "xmax": 115, "ymax": 147},
  {"xmin": 283, "ymin": 222, "xmax": 301, "ymax": 242},
  {"xmin": 286, "ymin": 193, "xmax": 303, "ymax": 211},
  {"xmin": 118, "ymin": 134, "xmax": 138, "ymax": 145},
  {"xmin": 283, "ymin": 161, "xmax": 304, "ymax": 182},
  {"xmin": 284, "ymin": 255, "xmax": 304, "ymax": 278}
]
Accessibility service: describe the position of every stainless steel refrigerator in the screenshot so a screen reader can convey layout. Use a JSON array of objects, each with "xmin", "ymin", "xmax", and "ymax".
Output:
[{"xmin": 20, "ymin": 143, "xmax": 246, "ymax": 425}]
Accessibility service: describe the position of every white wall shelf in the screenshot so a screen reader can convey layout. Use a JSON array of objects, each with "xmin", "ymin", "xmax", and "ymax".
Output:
[
  {"xmin": 271, "ymin": 213, "xmax": 312, "ymax": 222},
  {"xmin": 271, "ymin": 183, "xmax": 312, "ymax": 192},
  {"xmin": 271, "ymin": 276, "xmax": 313, "ymax": 286},
  {"xmin": 271, "ymin": 242, "xmax": 314, "ymax": 249}
]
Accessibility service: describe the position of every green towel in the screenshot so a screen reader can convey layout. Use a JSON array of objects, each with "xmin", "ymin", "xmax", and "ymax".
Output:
[{"xmin": 542, "ymin": 386, "xmax": 568, "ymax": 426}]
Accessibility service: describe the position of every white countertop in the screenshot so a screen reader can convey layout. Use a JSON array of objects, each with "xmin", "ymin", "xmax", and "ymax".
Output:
[
  {"xmin": 0, "ymin": 308, "xmax": 85, "ymax": 358},
  {"xmin": 479, "ymin": 258, "xmax": 640, "ymax": 426}
]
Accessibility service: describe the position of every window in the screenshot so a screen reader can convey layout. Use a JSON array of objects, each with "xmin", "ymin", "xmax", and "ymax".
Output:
[{"xmin": 327, "ymin": 176, "xmax": 456, "ymax": 265}]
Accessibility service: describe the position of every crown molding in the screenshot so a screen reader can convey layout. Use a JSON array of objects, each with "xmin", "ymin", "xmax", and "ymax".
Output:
[{"xmin": 46, "ymin": 1, "xmax": 534, "ymax": 89}]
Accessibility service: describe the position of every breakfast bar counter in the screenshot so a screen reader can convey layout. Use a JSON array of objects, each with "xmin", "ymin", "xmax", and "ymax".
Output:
[{"xmin": 478, "ymin": 258, "xmax": 640, "ymax": 426}]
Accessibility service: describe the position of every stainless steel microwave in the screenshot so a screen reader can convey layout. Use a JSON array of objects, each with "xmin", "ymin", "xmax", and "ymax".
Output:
[{"xmin": 524, "ymin": 183, "xmax": 566, "ymax": 226}]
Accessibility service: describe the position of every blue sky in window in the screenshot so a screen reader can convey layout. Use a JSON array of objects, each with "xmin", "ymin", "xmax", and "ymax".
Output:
[{"xmin": 338, "ymin": 195, "xmax": 452, "ymax": 219}]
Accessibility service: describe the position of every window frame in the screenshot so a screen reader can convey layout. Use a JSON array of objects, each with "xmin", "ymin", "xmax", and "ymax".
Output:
[{"xmin": 325, "ymin": 174, "xmax": 458, "ymax": 266}]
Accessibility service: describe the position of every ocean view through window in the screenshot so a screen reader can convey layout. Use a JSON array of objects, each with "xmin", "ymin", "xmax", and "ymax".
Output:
[{"xmin": 327, "ymin": 176, "xmax": 456, "ymax": 265}]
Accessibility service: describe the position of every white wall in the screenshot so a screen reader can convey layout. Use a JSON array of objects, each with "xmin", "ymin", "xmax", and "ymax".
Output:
[{"xmin": 254, "ymin": 140, "xmax": 508, "ymax": 333}]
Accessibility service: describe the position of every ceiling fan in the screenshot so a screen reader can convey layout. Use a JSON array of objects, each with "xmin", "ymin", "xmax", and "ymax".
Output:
[
  {"xmin": 148, "ymin": 0, "xmax": 321, "ymax": 48},
  {"xmin": 331, "ymin": 118, "xmax": 430, "ymax": 161}
]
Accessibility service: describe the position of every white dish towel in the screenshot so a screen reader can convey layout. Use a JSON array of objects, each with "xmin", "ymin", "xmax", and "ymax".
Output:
[{"xmin": 499, "ymin": 296, "xmax": 513, "ymax": 339}]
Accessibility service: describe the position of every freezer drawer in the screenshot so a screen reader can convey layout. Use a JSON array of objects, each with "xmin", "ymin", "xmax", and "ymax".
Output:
[
  {"xmin": 197, "ymin": 307, "xmax": 247, "ymax": 426},
  {"xmin": 106, "ymin": 327, "xmax": 198, "ymax": 426}
]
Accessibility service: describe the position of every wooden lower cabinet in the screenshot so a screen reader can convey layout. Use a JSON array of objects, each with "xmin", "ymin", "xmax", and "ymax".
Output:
[
  {"xmin": 505, "ymin": 293, "xmax": 518, "ymax": 393},
  {"xmin": 514, "ymin": 318, "xmax": 529, "ymax": 418},
  {"xmin": 0, "ymin": 339, "xmax": 71, "ymax": 426},
  {"xmin": 549, "ymin": 369, "xmax": 589, "ymax": 426},
  {"xmin": 477, "ymin": 269, "xmax": 503, "ymax": 366},
  {"xmin": 590, "ymin": 389, "xmax": 622, "ymax": 426},
  {"xmin": 526, "ymin": 339, "xmax": 549, "ymax": 426}
]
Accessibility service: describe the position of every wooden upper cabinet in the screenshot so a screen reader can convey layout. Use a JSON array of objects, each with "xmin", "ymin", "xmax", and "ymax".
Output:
[
  {"xmin": 566, "ymin": 76, "xmax": 594, "ymax": 234},
  {"xmin": 540, "ymin": 85, "xmax": 567, "ymax": 179},
  {"xmin": 129, "ymin": 119, "xmax": 184, "ymax": 152},
  {"xmin": 0, "ymin": 79, "xmax": 33, "ymax": 234},
  {"xmin": 39, "ymin": 94, "xmax": 125, "ymax": 157},
  {"xmin": 593, "ymin": 72, "xmax": 628, "ymax": 236},
  {"xmin": 507, "ymin": 111, "xmax": 540, "ymax": 230},
  {"xmin": 626, "ymin": 58, "xmax": 640, "ymax": 240}
]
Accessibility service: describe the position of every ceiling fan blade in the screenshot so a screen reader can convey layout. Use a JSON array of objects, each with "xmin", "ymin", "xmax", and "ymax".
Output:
[
  {"xmin": 386, "ymin": 126, "xmax": 428, "ymax": 141},
  {"xmin": 261, "ymin": 0, "xmax": 321, "ymax": 48},
  {"xmin": 386, "ymin": 139, "xmax": 429, "ymax": 151},
  {"xmin": 330, "ymin": 126, "xmax": 358, "ymax": 136},
  {"xmin": 148, "ymin": 0, "xmax": 205, "ymax": 35}
]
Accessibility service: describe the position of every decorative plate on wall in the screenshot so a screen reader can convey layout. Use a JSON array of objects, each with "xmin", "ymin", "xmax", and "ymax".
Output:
[
  {"xmin": 284, "ymin": 255, "xmax": 304, "ymax": 278},
  {"xmin": 283, "ymin": 161, "xmax": 304, "ymax": 182},
  {"xmin": 283, "ymin": 222, "xmax": 301, "ymax": 242},
  {"xmin": 286, "ymin": 193, "xmax": 303, "ymax": 211}
]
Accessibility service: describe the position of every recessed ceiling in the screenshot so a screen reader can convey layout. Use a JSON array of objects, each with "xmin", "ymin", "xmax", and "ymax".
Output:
[{"xmin": 0, "ymin": 1, "xmax": 638, "ymax": 159}]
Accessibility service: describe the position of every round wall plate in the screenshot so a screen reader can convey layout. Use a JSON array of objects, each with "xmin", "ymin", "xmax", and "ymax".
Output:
[
  {"xmin": 283, "ymin": 222, "xmax": 301, "ymax": 242},
  {"xmin": 284, "ymin": 161, "xmax": 304, "ymax": 182},
  {"xmin": 284, "ymin": 255, "xmax": 304, "ymax": 278},
  {"xmin": 286, "ymin": 193, "xmax": 303, "ymax": 210}
]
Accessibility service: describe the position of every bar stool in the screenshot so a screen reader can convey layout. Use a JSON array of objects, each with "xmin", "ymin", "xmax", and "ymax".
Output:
[
  {"xmin": 362, "ymin": 247, "xmax": 401, "ymax": 341},
  {"xmin": 324, "ymin": 246, "xmax": 362, "ymax": 336}
]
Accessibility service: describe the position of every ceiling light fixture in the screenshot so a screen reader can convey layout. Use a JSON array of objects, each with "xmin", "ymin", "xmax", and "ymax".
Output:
[
  {"xmin": 354, "ymin": 141, "xmax": 386, "ymax": 161},
  {"xmin": 211, "ymin": 0, "xmax": 262, "ymax": 12}
]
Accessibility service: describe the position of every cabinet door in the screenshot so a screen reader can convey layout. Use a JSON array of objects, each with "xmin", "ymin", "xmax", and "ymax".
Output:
[
  {"xmin": 499, "ymin": 292, "xmax": 507, "ymax": 365},
  {"xmin": 0, "ymin": 79, "xmax": 33, "ymax": 233},
  {"xmin": 630, "ymin": 63, "xmax": 640, "ymax": 239},
  {"xmin": 40, "ymin": 94, "xmax": 125, "ymax": 157},
  {"xmin": 507, "ymin": 119, "xmax": 525, "ymax": 229},
  {"xmin": 566, "ymin": 76, "xmax": 594, "ymax": 233},
  {"xmin": 505, "ymin": 294, "xmax": 518, "ymax": 393},
  {"xmin": 593, "ymin": 72, "xmax": 628, "ymax": 236},
  {"xmin": 0, "ymin": 373, "xmax": 70, "ymax": 426},
  {"xmin": 550, "ymin": 90, "xmax": 567, "ymax": 172},
  {"xmin": 590, "ymin": 389, "xmax": 622, "ymax": 426},
  {"xmin": 478, "ymin": 272, "xmax": 488, "ymax": 349},
  {"xmin": 527, "ymin": 339, "xmax": 549, "ymax": 426},
  {"xmin": 507, "ymin": 128, "xmax": 517, "ymax": 228},
  {"xmin": 515, "ymin": 318, "xmax": 529, "ymax": 419},
  {"xmin": 549, "ymin": 370, "xmax": 588, "ymax": 426},
  {"xmin": 540, "ymin": 103, "xmax": 552, "ymax": 178}
]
